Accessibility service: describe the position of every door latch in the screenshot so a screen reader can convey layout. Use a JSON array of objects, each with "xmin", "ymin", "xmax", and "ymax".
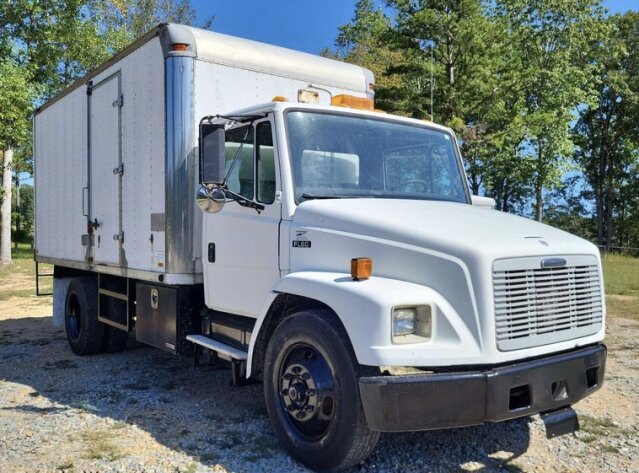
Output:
[
  {"xmin": 113, "ymin": 231, "xmax": 124, "ymax": 242},
  {"xmin": 112, "ymin": 95, "xmax": 124, "ymax": 108},
  {"xmin": 112, "ymin": 163, "xmax": 124, "ymax": 175}
]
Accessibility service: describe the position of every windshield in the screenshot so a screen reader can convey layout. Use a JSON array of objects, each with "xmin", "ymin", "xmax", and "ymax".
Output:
[{"xmin": 286, "ymin": 111, "xmax": 469, "ymax": 204}]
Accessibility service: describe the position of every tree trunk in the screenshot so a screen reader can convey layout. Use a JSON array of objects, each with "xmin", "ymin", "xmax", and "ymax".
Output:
[
  {"xmin": 605, "ymin": 175, "xmax": 614, "ymax": 251},
  {"xmin": 1, "ymin": 145, "xmax": 13, "ymax": 264},
  {"xmin": 534, "ymin": 182, "xmax": 543, "ymax": 222}
]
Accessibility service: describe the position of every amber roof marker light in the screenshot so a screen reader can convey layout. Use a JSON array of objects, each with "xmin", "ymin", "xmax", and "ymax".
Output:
[{"xmin": 171, "ymin": 43, "xmax": 189, "ymax": 52}]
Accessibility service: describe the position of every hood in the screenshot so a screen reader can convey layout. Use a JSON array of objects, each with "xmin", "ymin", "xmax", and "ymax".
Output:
[{"xmin": 292, "ymin": 199, "xmax": 597, "ymax": 261}]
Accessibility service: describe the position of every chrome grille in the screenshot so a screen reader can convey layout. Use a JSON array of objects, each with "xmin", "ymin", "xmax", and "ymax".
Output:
[{"xmin": 493, "ymin": 260, "xmax": 603, "ymax": 351}]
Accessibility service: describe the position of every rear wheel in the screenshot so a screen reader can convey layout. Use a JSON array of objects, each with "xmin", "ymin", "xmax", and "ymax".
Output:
[
  {"xmin": 264, "ymin": 310, "xmax": 379, "ymax": 471},
  {"xmin": 64, "ymin": 277, "xmax": 103, "ymax": 355}
]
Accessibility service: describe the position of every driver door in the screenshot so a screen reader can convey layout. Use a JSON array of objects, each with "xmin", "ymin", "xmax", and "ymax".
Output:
[{"xmin": 202, "ymin": 119, "xmax": 281, "ymax": 316}]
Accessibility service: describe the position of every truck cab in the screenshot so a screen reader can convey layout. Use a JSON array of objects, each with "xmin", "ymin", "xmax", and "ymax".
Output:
[{"xmin": 195, "ymin": 98, "xmax": 606, "ymax": 470}]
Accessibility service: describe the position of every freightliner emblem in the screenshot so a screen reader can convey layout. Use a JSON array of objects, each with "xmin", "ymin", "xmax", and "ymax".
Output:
[{"xmin": 541, "ymin": 258, "xmax": 567, "ymax": 269}]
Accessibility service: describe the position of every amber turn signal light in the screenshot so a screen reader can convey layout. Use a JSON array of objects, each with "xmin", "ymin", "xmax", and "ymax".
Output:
[{"xmin": 351, "ymin": 257, "xmax": 372, "ymax": 281}]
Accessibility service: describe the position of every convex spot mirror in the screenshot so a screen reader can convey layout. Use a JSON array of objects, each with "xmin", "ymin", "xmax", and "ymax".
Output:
[
  {"xmin": 196, "ymin": 187, "xmax": 226, "ymax": 213},
  {"xmin": 199, "ymin": 122, "xmax": 226, "ymax": 185}
]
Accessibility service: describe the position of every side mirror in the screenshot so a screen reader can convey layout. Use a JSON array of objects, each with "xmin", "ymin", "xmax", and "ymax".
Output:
[
  {"xmin": 199, "ymin": 122, "xmax": 226, "ymax": 185},
  {"xmin": 471, "ymin": 195, "xmax": 496, "ymax": 209},
  {"xmin": 196, "ymin": 186, "xmax": 227, "ymax": 213}
]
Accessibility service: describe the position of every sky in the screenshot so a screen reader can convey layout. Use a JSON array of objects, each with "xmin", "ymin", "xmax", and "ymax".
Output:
[{"xmin": 192, "ymin": 0, "xmax": 638, "ymax": 55}]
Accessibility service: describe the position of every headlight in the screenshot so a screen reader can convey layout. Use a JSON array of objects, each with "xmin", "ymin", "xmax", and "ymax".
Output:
[
  {"xmin": 392, "ymin": 305, "xmax": 432, "ymax": 344},
  {"xmin": 392, "ymin": 308, "xmax": 416, "ymax": 336}
]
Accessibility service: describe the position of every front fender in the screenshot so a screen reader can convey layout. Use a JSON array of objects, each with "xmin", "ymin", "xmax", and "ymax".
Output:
[{"xmin": 247, "ymin": 271, "xmax": 481, "ymax": 376}]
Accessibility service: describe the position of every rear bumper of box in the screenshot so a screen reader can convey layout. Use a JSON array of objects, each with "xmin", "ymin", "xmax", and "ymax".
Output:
[{"xmin": 358, "ymin": 344, "xmax": 606, "ymax": 432}]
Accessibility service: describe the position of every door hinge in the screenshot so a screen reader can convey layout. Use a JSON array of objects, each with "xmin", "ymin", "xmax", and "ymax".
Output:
[
  {"xmin": 113, "ymin": 231, "xmax": 124, "ymax": 242},
  {"xmin": 112, "ymin": 163, "xmax": 124, "ymax": 175},
  {"xmin": 112, "ymin": 94, "xmax": 124, "ymax": 108}
]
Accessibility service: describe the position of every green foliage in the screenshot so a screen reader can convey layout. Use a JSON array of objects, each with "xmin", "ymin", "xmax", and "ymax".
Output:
[
  {"xmin": 12, "ymin": 184, "xmax": 34, "ymax": 244},
  {"xmin": 497, "ymin": 0, "xmax": 608, "ymax": 221},
  {"xmin": 573, "ymin": 12, "xmax": 639, "ymax": 249},
  {"xmin": 88, "ymin": 0, "xmax": 212, "ymax": 52},
  {"xmin": 0, "ymin": 59, "xmax": 32, "ymax": 149}
]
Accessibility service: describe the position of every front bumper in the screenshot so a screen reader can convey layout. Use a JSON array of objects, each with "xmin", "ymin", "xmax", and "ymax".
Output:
[{"xmin": 359, "ymin": 344, "xmax": 606, "ymax": 432}]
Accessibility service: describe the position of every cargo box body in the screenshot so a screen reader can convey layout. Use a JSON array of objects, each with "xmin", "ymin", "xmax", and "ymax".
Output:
[{"xmin": 34, "ymin": 24, "xmax": 373, "ymax": 284}]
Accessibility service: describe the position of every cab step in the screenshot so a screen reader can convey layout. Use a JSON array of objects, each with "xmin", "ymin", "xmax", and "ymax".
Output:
[
  {"xmin": 186, "ymin": 334, "xmax": 248, "ymax": 360},
  {"xmin": 186, "ymin": 334, "xmax": 248, "ymax": 386}
]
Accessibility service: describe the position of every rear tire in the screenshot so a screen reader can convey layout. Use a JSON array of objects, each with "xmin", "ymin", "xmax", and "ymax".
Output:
[
  {"xmin": 64, "ymin": 277, "xmax": 103, "ymax": 355},
  {"xmin": 264, "ymin": 310, "xmax": 379, "ymax": 471}
]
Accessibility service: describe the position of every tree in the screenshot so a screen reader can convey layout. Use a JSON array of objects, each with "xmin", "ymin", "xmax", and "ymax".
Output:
[
  {"xmin": 497, "ymin": 0, "xmax": 607, "ymax": 221},
  {"xmin": 0, "ymin": 60, "xmax": 32, "ymax": 264},
  {"xmin": 573, "ymin": 12, "xmax": 639, "ymax": 250},
  {"xmin": 12, "ymin": 184, "xmax": 34, "ymax": 246},
  {"xmin": 89, "ymin": 0, "xmax": 212, "ymax": 52}
]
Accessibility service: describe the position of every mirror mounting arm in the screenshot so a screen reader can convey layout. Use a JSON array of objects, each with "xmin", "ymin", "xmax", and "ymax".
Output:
[{"xmin": 223, "ymin": 188, "xmax": 265, "ymax": 214}]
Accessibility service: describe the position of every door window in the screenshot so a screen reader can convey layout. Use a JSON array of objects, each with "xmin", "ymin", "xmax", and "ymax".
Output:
[{"xmin": 224, "ymin": 121, "xmax": 276, "ymax": 204}]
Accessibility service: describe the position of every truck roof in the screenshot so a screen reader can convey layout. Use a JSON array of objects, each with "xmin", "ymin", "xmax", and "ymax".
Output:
[
  {"xmin": 36, "ymin": 24, "xmax": 374, "ymax": 114},
  {"xmin": 222, "ymin": 101, "xmax": 454, "ymax": 134}
]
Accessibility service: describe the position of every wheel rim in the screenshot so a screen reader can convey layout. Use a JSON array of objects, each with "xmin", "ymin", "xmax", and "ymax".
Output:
[
  {"xmin": 278, "ymin": 343, "xmax": 335, "ymax": 440},
  {"xmin": 66, "ymin": 293, "xmax": 81, "ymax": 341}
]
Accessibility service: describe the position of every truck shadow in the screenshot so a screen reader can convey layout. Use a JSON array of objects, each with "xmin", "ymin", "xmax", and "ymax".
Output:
[{"xmin": 0, "ymin": 316, "xmax": 530, "ymax": 472}]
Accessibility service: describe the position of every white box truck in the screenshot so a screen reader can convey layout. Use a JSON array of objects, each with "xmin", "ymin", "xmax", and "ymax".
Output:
[{"xmin": 35, "ymin": 24, "xmax": 606, "ymax": 471}]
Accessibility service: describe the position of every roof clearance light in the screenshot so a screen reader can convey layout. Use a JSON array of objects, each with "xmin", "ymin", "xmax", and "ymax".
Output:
[
  {"xmin": 331, "ymin": 94, "xmax": 374, "ymax": 111},
  {"xmin": 351, "ymin": 257, "xmax": 372, "ymax": 281},
  {"xmin": 272, "ymin": 96, "xmax": 289, "ymax": 102},
  {"xmin": 171, "ymin": 43, "xmax": 189, "ymax": 52}
]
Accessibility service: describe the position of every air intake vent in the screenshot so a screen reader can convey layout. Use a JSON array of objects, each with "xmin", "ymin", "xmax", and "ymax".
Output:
[{"xmin": 493, "ymin": 256, "xmax": 603, "ymax": 351}]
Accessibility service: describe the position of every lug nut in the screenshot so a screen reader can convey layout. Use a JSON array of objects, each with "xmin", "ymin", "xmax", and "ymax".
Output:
[
  {"xmin": 306, "ymin": 389, "xmax": 316, "ymax": 397},
  {"xmin": 302, "ymin": 373, "xmax": 311, "ymax": 380}
]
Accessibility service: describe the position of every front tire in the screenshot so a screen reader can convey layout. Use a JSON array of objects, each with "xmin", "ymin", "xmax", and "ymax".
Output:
[
  {"xmin": 64, "ymin": 277, "xmax": 103, "ymax": 355},
  {"xmin": 264, "ymin": 310, "xmax": 379, "ymax": 471}
]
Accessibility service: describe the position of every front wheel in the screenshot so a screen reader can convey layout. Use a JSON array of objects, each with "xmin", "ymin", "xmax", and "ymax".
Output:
[{"xmin": 264, "ymin": 310, "xmax": 379, "ymax": 471}]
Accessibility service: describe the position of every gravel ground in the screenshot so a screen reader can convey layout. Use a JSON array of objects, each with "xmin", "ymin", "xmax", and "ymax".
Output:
[{"xmin": 0, "ymin": 310, "xmax": 637, "ymax": 473}]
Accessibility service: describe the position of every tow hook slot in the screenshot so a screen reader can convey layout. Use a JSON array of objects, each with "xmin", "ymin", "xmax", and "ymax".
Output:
[{"xmin": 542, "ymin": 407, "xmax": 579, "ymax": 439}]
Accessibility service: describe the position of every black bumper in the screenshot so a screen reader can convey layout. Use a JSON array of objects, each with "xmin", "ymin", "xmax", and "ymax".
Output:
[{"xmin": 359, "ymin": 344, "xmax": 606, "ymax": 432}]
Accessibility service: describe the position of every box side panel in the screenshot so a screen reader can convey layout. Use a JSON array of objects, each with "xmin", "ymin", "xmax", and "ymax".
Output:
[
  {"xmin": 35, "ymin": 86, "xmax": 88, "ymax": 263},
  {"xmin": 193, "ymin": 60, "xmax": 368, "ymax": 118},
  {"xmin": 90, "ymin": 38, "xmax": 167, "ymax": 274}
]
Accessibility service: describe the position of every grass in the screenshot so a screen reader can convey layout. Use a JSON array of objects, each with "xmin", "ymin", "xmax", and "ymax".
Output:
[
  {"xmin": 602, "ymin": 254, "xmax": 639, "ymax": 296},
  {"xmin": 77, "ymin": 429, "xmax": 123, "ymax": 461},
  {"xmin": 579, "ymin": 414, "xmax": 633, "ymax": 438},
  {"xmin": 602, "ymin": 254, "xmax": 639, "ymax": 320},
  {"xmin": 0, "ymin": 242, "xmax": 53, "ymax": 296}
]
